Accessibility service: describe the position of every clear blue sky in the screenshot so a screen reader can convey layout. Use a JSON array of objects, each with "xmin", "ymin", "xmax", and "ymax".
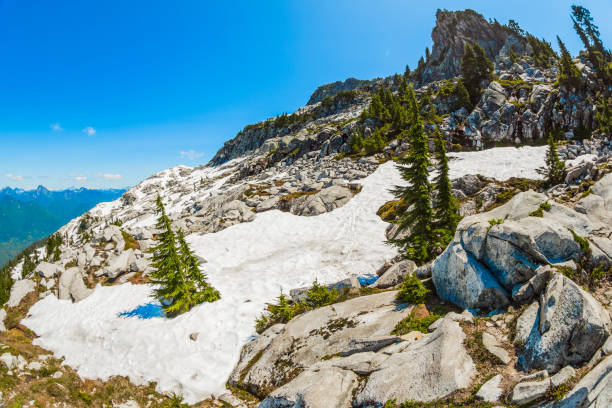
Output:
[{"xmin": 0, "ymin": 0, "xmax": 610, "ymax": 190}]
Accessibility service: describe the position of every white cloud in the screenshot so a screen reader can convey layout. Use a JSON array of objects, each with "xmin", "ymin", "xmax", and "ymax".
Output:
[
  {"xmin": 83, "ymin": 126, "xmax": 96, "ymax": 136},
  {"xmin": 50, "ymin": 123, "xmax": 63, "ymax": 131},
  {"xmin": 5, "ymin": 173, "xmax": 23, "ymax": 181},
  {"xmin": 96, "ymin": 173, "xmax": 122, "ymax": 180},
  {"xmin": 70, "ymin": 173, "xmax": 87, "ymax": 183},
  {"xmin": 180, "ymin": 149, "xmax": 204, "ymax": 160}
]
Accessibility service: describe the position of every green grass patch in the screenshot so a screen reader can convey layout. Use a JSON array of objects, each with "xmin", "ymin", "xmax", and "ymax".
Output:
[{"xmin": 488, "ymin": 219, "xmax": 504, "ymax": 226}]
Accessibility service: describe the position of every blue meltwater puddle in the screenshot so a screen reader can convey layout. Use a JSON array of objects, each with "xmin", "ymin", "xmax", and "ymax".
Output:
[
  {"xmin": 357, "ymin": 274, "xmax": 378, "ymax": 286},
  {"xmin": 119, "ymin": 303, "xmax": 165, "ymax": 319}
]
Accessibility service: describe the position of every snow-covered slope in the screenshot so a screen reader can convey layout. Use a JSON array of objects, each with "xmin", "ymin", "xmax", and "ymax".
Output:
[{"xmin": 22, "ymin": 146, "xmax": 548, "ymax": 403}]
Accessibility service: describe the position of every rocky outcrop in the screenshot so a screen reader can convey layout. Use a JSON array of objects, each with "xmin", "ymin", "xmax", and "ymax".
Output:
[
  {"xmin": 353, "ymin": 319, "xmax": 475, "ymax": 405},
  {"xmin": 370, "ymin": 259, "xmax": 416, "ymax": 289},
  {"xmin": 288, "ymin": 186, "xmax": 355, "ymax": 216},
  {"xmin": 230, "ymin": 291, "xmax": 477, "ymax": 406},
  {"xmin": 517, "ymin": 273, "xmax": 611, "ymax": 374},
  {"xmin": 432, "ymin": 182, "xmax": 612, "ymax": 311},
  {"xmin": 7, "ymin": 279, "xmax": 35, "ymax": 308},
  {"xmin": 58, "ymin": 267, "xmax": 93, "ymax": 303},
  {"xmin": 543, "ymin": 354, "xmax": 612, "ymax": 407},
  {"xmin": 229, "ymin": 291, "xmax": 409, "ymax": 397},
  {"xmin": 307, "ymin": 77, "xmax": 369, "ymax": 105},
  {"xmin": 422, "ymin": 9, "xmax": 527, "ymax": 83},
  {"xmin": 258, "ymin": 367, "xmax": 359, "ymax": 408}
]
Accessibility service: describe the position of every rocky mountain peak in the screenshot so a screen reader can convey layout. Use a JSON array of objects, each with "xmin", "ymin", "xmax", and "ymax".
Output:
[
  {"xmin": 306, "ymin": 77, "xmax": 369, "ymax": 105},
  {"xmin": 422, "ymin": 9, "xmax": 527, "ymax": 83}
]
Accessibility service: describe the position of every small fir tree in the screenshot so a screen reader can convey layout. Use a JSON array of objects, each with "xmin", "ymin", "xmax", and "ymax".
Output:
[
  {"xmin": 177, "ymin": 229, "xmax": 220, "ymax": 305},
  {"xmin": 390, "ymin": 92, "xmax": 433, "ymax": 265},
  {"xmin": 404, "ymin": 64, "xmax": 411, "ymax": 79},
  {"xmin": 454, "ymin": 78, "xmax": 472, "ymax": 111},
  {"xmin": 536, "ymin": 134, "xmax": 566, "ymax": 186},
  {"xmin": 149, "ymin": 196, "xmax": 220, "ymax": 316},
  {"xmin": 21, "ymin": 253, "xmax": 35, "ymax": 279},
  {"xmin": 432, "ymin": 129, "xmax": 460, "ymax": 247},
  {"xmin": 557, "ymin": 36, "xmax": 582, "ymax": 90},
  {"xmin": 304, "ymin": 279, "xmax": 337, "ymax": 308},
  {"xmin": 461, "ymin": 43, "xmax": 494, "ymax": 106}
]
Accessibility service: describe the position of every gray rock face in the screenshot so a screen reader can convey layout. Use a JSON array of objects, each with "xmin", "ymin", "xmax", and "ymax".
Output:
[
  {"xmin": 371, "ymin": 259, "xmax": 416, "ymax": 289},
  {"xmin": 510, "ymin": 377, "xmax": 550, "ymax": 406},
  {"xmin": 340, "ymin": 336, "xmax": 401, "ymax": 357},
  {"xmin": 476, "ymin": 374, "xmax": 503, "ymax": 402},
  {"xmin": 432, "ymin": 189, "xmax": 612, "ymax": 311},
  {"xmin": 230, "ymin": 291, "xmax": 410, "ymax": 397},
  {"xmin": 105, "ymin": 249, "xmax": 137, "ymax": 279},
  {"xmin": 431, "ymin": 239, "xmax": 509, "ymax": 311},
  {"xmin": 452, "ymin": 174, "xmax": 483, "ymax": 196},
  {"xmin": 353, "ymin": 319, "xmax": 476, "ymax": 404},
  {"xmin": 550, "ymin": 366, "xmax": 576, "ymax": 388},
  {"xmin": 35, "ymin": 262, "xmax": 63, "ymax": 279},
  {"xmin": 290, "ymin": 186, "xmax": 354, "ymax": 216},
  {"xmin": 553, "ymin": 355, "xmax": 612, "ymax": 408},
  {"xmin": 7, "ymin": 279, "xmax": 35, "ymax": 308},
  {"xmin": 514, "ymin": 301, "xmax": 539, "ymax": 347},
  {"xmin": 518, "ymin": 273, "xmax": 612, "ymax": 374},
  {"xmin": 59, "ymin": 267, "xmax": 93, "ymax": 303},
  {"xmin": 0, "ymin": 309, "xmax": 6, "ymax": 332},
  {"xmin": 482, "ymin": 332, "xmax": 511, "ymax": 364},
  {"xmin": 258, "ymin": 367, "xmax": 358, "ymax": 408}
]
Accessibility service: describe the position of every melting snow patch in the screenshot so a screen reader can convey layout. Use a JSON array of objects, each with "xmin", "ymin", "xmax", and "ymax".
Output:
[{"xmin": 23, "ymin": 146, "xmax": 548, "ymax": 403}]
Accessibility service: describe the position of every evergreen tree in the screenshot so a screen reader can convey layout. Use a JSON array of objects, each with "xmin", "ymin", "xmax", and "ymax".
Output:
[
  {"xmin": 414, "ymin": 56, "xmax": 426, "ymax": 83},
  {"xmin": 571, "ymin": 5, "xmax": 606, "ymax": 57},
  {"xmin": 398, "ymin": 77, "xmax": 410, "ymax": 103},
  {"xmin": 390, "ymin": 92, "xmax": 433, "ymax": 265},
  {"xmin": 454, "ymin": 78, "xmax": 472, "ymax": 110},
  {"xmin": 557, "ymin": 36, "xmax": 583, "ymax": 90},
  {"xmin": 404, "ymin": 64, "xmax": 411, "ymax": 79},
  {"xmin": 507, "ymin": 19, "xmax": 525, "ymax": 37},
  {"xmin": 21, "ymin": 253, "xmax": 35, "ymax": 279},
  {"xmin": 473, "ymin": 43, "xmax": 494, "ymax": 81},
  {"xmin": 461, "ymin": 43, "xmax": 493, "ymax": 106},
  {"xmin": 595, "ymin": 94, "xmax": 612, "ymax": 134},
  {"xmin": 177, "ymin": 229, "xmax": 220, "ymax": 305},
  {"xmin": 149, "ymin": 196, "xmax": 220, "ymax": 316},
  {"xmin": 536, "ymin": 134, "xmax": 566, "ymax": 186},
  {"xmin": 432, "ymin": 129, "xmax": 460, "ymax": 247},
  {"xmin": 365, "ymin": 93, "xmax": 384, "ymax": 120}
]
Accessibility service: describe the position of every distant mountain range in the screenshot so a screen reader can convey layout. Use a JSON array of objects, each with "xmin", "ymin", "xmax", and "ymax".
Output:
[{"xmin": 0, "ymin": 186, "xmax": 125, "ymax": 266}]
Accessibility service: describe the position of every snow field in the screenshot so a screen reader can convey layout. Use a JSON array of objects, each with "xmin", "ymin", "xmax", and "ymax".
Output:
[{"xmin": 23, "ymin": 146, "xmax": 549, "ymax": 403}]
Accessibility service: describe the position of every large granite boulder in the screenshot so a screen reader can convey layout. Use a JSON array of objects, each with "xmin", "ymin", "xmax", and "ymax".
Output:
[
  {"xmin": 517, "ymin": 273, "xmax": 612, "ymax": 374},
  {"xmin": 7, "ymin": 279, "xmax": 35, "ymax": 308},
  {"xmin": 432, "ymin": 186, "xmax": 612, "ymax": 311},
  {"xmin": 104, "ymin": 249, "xmax": 137, "ymax": 279},
  {"xmin": 353, "ymin": 319, "xmax": 476, "ymax": 405},
  {"xmin": 35, "ymin": 262, "xmax": 63, "ymax": 279},
  {"xmin": 229, "ymin": 291, "xmax": 410, "ymax": 397},
  {"xmin": 258, "ymin": 367, "xmax": 358, "ymax": 408},
  {"xmin": 370, "ymin": 259, "xmax": 416, "ymax": 289},
  {"xmin": 290, "ymin": 186, "xmax": 354, "ymax": 216},
  {"xmin": 59, "ymin": 267, "xmax": 93, "ymax": 303}
]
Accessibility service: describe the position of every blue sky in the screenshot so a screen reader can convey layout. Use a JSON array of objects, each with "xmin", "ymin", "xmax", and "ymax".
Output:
[{"xmin": 0, "ymin": 0, "xmax": 610, "ymax": 190}]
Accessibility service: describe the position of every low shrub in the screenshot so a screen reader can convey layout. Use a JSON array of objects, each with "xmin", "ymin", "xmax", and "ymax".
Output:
[{"xmin": 396, "ymin": 275, "xmax": 430, "ymax": 304}]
